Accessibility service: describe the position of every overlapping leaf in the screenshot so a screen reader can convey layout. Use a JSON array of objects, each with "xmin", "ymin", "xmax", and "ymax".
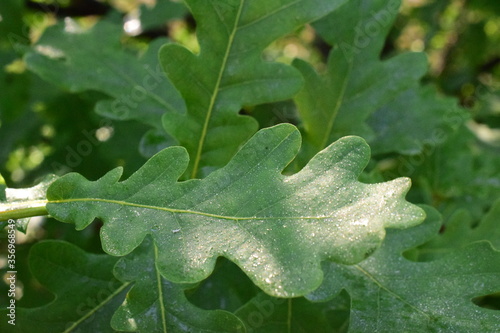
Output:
[
  {"xmin": 412, "ymin": 199, "xmax": 500, "ymax": 261},
  {"xmin": 138, "ymin": 0, "xmax": 188, "ymax": 32},
  {"xmin": 0, "ymin": 0, "xmax": 24, "ymax": 48},
  {"xmin": 235, "ymin": 291, "xmax": 350, "ymax": 332},
  {"xmin": 159, "ymin": 0, "xmax": 349, "ymax": 178},
  {"xmin": 292, "ymin": 0, "xmax": 427, "ymax": 165},
  {"xmin": 0, "ymin": 241, "xmax": 128, "ymax": 333},
  {"xmin": 46, "ymin": 124, "xmax": 424, "ymax": 297},
  {"xmin": 407, "ymin": 125, "xmax": 500, "ymax": 221},
  {"xmin": 308, "ymin": 206, "xmax": 500, "ymax": 332},
  {"xmin": 0, "ymin": 181, "xmax": 5, "ymax": 229},
  {"xmin": 0, "ymin": 174, "xmax": 56, "ymax": 232},
  {"xmin": 111, "ymin": 236, "xmax": 245, "ymax": 332},
  {"xmin": 25, "ymin": 20, "xmax": 185, "ymax": 129}
]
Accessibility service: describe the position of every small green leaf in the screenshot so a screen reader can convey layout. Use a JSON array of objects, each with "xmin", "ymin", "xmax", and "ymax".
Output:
[
  {"xmin": 0, "ymin": 241, "xmax": 128, "ymax": 333},
  {"xmin": 159, "ymin": 0, "xmax": 349, "ymax": 178},
  {"xmin": 293, "ymin": 0, "xmax": 428, "ymax": 165},
  {"xmin": 309, "ymin": 206, "xmax": 500, "ymax": 332},
  {"xmin": 111, "ymin": 236, "xmax": 245, "ymax": 332},
  {"xmin": 25, "ymin": 20, "xmax": 186, "ymax": 129},
  {"xmin": 46, "ymin": 124, "xmax": 424, "ymax": 297}
]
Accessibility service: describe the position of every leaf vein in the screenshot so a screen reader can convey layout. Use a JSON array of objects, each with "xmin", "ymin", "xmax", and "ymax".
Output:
[
  {"xmin": 191, "ymin": 0, "xmax": 245, "ymax": 178},
  {"xmin": 354, "ymin": 265, "xmax": 431, "ymax": 320}
]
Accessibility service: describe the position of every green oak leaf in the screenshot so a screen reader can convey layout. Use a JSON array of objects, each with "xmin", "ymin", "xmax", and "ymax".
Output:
[
  {"xmin": 25, "ymin": 20, "xmax": 186, "ymax": 129},
  {"xmin": 407, "ymin": 125, "xmax": 500, "ymax": 221},
  {"xmin": 0, "ymin": 241, "xmax": 128, "ymax": 333},
  {"xmin": 412, "ymin": 199, "xmax": 500, "ymax": 261},
  {"xmin": 292, "ymin": 0, "xmax": 428, "ymax": 166},
  {"xmin": 235, "ymin": 291, "xmax": 350, "ymax": 333},
  {"xmin": 368, "ymin": 85, "xmax": 468, "ymax": 155},
  {"xmin": 159, "ymin": 0, "xmax": 349, "ymax": 178},
  {"xmin": 308, "ymin": 206, "xmax": 500, "ymax": 332},
  {"xmin": 111, "ymin": 236, "xmax": 245, "ymax": 332},
  {"xmin": 45, "ymin": 124, "xmax": 424, "ymax": 297}
]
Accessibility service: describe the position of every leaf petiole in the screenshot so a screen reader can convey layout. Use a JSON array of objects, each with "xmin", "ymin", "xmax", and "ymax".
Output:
[{"xmin": 0, "ymin": 200, "xmax": 49, "ymax": 221}]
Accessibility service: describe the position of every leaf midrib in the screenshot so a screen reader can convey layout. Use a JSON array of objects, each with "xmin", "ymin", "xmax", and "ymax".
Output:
[
  {"xmin": 190, "ymin": 0, "xmax": 245, "ymax": 179},
  {"xmin": 155, "ymin": 244, "xmax": 169, "ymax": 333},
  {"xmin": 49, "ymin": 198, "xmax": 335, "ymax": 221},
  {"xmin": 319, "ymin": 59, "xmax": 353, "ymax": 150}
]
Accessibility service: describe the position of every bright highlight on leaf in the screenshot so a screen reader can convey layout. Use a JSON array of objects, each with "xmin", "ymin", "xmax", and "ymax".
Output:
[{"xmin": 46, "ymin": 124, "xmax": 425, "ymax": 297}]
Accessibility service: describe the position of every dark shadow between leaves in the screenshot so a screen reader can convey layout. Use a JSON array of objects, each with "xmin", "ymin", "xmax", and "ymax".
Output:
[
  {"xmin": 185, "ymin": 257, "xmax": 260, "ymax": 312},
  {"xmin": 473, "ymin": 293, "xmax": 500, "ymax": 311}
]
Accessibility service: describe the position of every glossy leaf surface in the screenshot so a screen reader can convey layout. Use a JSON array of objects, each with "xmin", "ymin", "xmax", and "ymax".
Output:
[{"xmin": 46, "ymin": 124, "xmax": 424, "ymax": 297}]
